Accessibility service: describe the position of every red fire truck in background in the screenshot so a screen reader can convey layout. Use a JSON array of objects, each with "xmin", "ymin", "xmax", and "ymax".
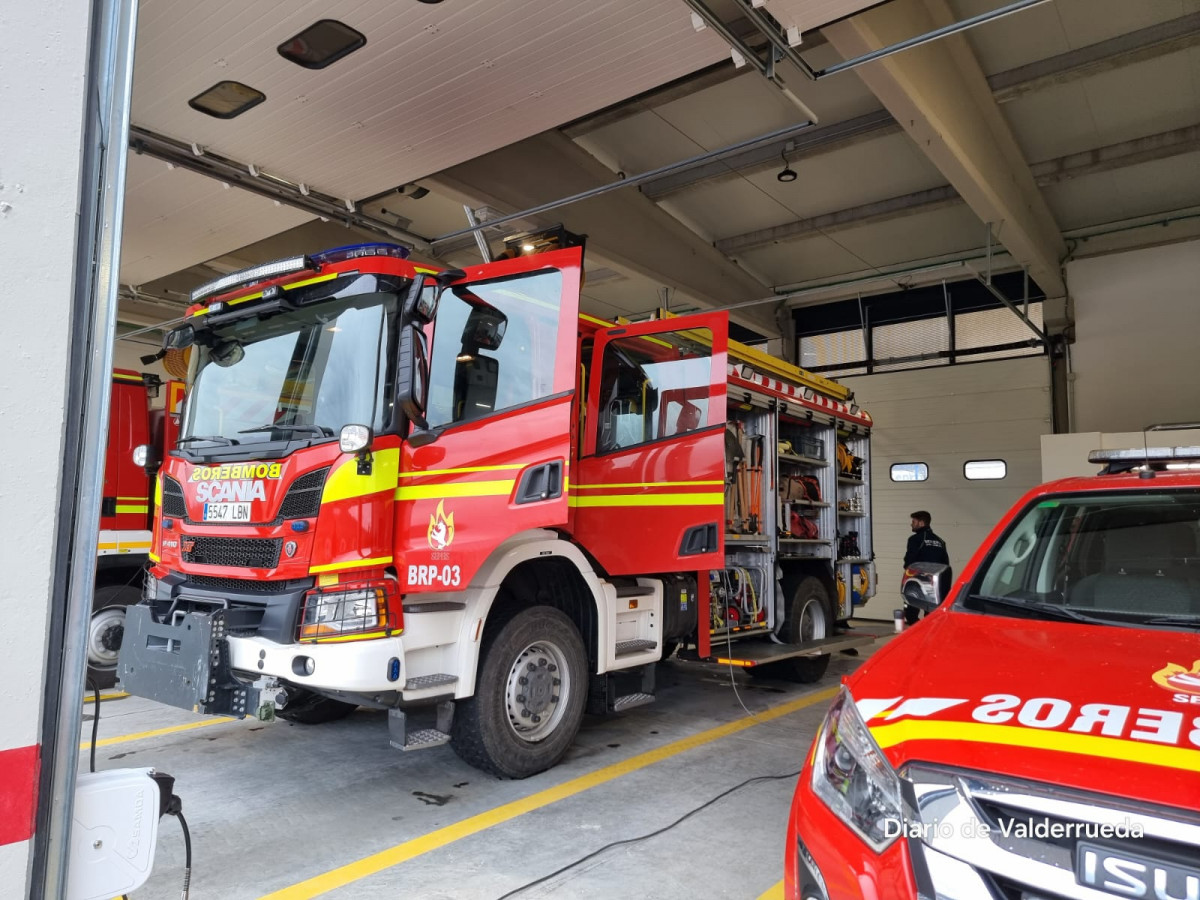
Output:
[
  {"xmin": 118, "ymin": 230, "xmax": 878, "ymax": 778},
  {"xmin": 90, "ymin": 371, "xmax": 183, "ymax": 687}
]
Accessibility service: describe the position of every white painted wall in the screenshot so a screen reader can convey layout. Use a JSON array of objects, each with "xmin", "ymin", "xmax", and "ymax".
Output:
[
  {"xmin": 842, "ymin": 357, "xmax": 1052, "ymax": 619},
  {"xmin": 0, "ymin": 0, "xmax": 96, "ymax": 885},
  {"xmin": 1068, "ymin": 239, "xmax": 1200, "ymax": 434},
  {"xmin": 1042, "ymin": 429, "xmax": 1200, "ymax": 481}
]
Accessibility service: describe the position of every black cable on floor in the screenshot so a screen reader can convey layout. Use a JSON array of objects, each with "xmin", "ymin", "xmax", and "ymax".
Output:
[
  {"xmin": 165, "ymin": 796, "xmax": 193, "ymax": 900},
  {"xmin": 493, "ymin": 768, "xmax": 802, "ymax": 900},
  {"xmin": 86, "ymin": 679, "xmax": 100, "ymax": 773}
]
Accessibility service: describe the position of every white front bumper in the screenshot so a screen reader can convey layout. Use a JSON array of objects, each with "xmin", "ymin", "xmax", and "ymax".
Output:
[{"xmin": 227, "ymin": 634, "xmax": 406, "ymax": 693}]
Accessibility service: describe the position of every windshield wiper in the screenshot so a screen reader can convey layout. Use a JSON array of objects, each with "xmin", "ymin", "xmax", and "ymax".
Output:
[
  {"xmin": 237, "ymin": 423, "xmax": 334, "ymax": 437},
  {"xmin": 177, "ymin": 435, "xmax": 238, "ymax": 446},
  {"xmin": 964, "ymin": 594, "xmax": 1107, "ymax": 623},
  {"xmin": 1141, "ymin": 614, "xmax": 1200, "ymax": 629}
]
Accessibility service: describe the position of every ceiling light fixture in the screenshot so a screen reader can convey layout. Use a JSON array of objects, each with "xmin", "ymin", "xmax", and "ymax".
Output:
[{"xmin": 776, "ymin": 149, "xmax": 797, "ymax": 183}]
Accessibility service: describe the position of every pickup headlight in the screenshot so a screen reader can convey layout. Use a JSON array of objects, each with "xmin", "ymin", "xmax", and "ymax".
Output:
[
  {"xmin": 298, "ymin": 579, "xmax": 399, "ymax": 641},
  {"xmin": 811, "ymin": 687, "xmax": 903, "ymax": 852}
]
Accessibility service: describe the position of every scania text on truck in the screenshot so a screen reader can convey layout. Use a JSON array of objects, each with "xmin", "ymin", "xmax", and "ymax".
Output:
[{"xmin": 118, "ymin": 230, "xmax": 878, "ymax": 777}]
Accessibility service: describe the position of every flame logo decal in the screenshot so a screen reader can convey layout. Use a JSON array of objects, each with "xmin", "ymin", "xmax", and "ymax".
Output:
[
  {"xmin": 1153, "ymin": 660, "xmax": 1200, "ymax": 696},
  {"xmin": 427, "ymin": 500, "xmax": 455, "ymax": 551}
]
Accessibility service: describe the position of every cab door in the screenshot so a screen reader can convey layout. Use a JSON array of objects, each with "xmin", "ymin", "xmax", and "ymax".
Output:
[
  {"xmin": 571, "ymin": 313, "xmax": 728, "ymax": 574},
  {"xmin": 397, "ymin": 248, "xmax": 581, "ymax": 594}
]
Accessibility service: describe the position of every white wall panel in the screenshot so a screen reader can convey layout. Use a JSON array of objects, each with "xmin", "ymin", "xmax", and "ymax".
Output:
[
  {"xmin": 1068, "ymin": 239, "xmax": 1200, "ymax": 433},
  {"xmin": 842, "ymin": 357, "xmax": 1052, "ymax": 619}
]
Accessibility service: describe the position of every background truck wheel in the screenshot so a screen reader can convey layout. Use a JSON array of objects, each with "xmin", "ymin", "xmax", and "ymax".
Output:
[
  {"xmin": 275, "ymin": 688, "xmax": 358, "ymax": 724},
  {"xmin": 750, "ymin": 576, "xmax": 833, "ymax": 684},
  {"xmin": 87, "ymin": 583, "xmax": 140, "ymax": 690},
  {"xmin": 451, "ymin": 606, "xmax": 587, "ymax": 779}
]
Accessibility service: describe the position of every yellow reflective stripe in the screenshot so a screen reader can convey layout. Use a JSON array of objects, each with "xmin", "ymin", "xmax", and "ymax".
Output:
[
  {"xmin": 572, "ymin": 481, "xmax": 723, "ymax": 489},
  {"xmin": 98, "ymin": 541, "xmax": 152, "ymax": 551},
  {"xmin": 111, "ymin": 372, "xmax": 142, "ymax": 382},
  {"xmin": 299, "ymin": 630, "xmax": 396, "ymax": 644},
  {"xmin": 116, "ymin": 495, "xmax": 149, "ymax": 501},
  {"xmin": 413, "ymin": 267, "xmax": 438, "ymax": 274},
  {"xmin": 396, "ymin": 480, "xmax": 515, "ymax": 501},
  {"xmin": 115, "ymin": 504, "xmax": 149, "ymax": 515},
  {"xmin": 321, "ymin": 448, "xmax": 400, "ymax": 504},
  {"xmin": 308, "ymin": 556, "xmax": 393, "ymax": 575},
  {"xmin": 148, "ymin": 552, "xmax": 160, "ymax": 563},
  {"xmin": 568, "ymin": 492, "xmax": 723, "ymax": 508},
  {"xmin": 579, "ymin": 313, "xmax": 615, "ymax": 328},
  {"xmin": 399, "ymin": 464, "xmax": 525, "ymax": 478},
  {"xmin": 154, "ymin": 476, "xmax": 162, "ymax": 507},
  {"xmin": 869, "ymin": 720, "xmax": 1200, "ymax": 775},
  {"xmin": 193, "ymin": 273, "xmax": 339, "ymax": 314}
]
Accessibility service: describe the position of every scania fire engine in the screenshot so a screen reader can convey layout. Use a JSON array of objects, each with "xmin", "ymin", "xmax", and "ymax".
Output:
[{"xmin": 118, "ymin": 230, "xmax": 877, "ymax": 778}]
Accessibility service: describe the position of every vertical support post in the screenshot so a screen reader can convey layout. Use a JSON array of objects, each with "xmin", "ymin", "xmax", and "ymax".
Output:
[{"xmin": 943, "ymin": 280, "xmax": 954, "ymax": 364}]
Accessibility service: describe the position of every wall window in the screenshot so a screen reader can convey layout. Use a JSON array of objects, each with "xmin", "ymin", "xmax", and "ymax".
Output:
[
  {"xmin": 964, "ymin": 459, "xmax": 1007, "ymax": 480},
  {"xmin": 890, "ymin": 462, "xmax": 929, "ymax": 482}
]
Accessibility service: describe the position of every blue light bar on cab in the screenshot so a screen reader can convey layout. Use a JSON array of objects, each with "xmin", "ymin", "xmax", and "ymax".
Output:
[
  {"xmin": 190, "ymin": 255, "xmax": 311, "ymax": 303},
  {"xmin": 310, "ymin": 243, "xmax": 410, "ymax": 266}
]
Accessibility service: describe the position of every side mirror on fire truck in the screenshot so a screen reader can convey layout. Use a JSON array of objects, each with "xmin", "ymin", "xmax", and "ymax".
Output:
[
  {"xmin": 132, "ymin": 444, "xmax": 161, "ymax": 477},
  {"xmin": 397, "ymin": 323, "xmax": 431, "ymax": 432},
  {"xmin": 901, "ymin": 562, "xmax": 953, "ymax": 613}
]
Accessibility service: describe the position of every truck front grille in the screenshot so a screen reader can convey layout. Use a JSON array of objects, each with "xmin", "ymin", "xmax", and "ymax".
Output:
[
  {"xmin": 161, "ymin": 476, "xmax": 187, "ymax": 519},
  {"xmin": 182, "ymin": 537, "xmax": 281, "ymax": 569},
  {"xmin": 904, "ymin": 763, "xmax": 1200, "ymax": 900},
  {"xmin": 187, "ymin": 574, "xmax": 279, "ymax": 594},
  {"xmin": 277, "ymin": 467, "xmax": 328, "ymax": 519}
]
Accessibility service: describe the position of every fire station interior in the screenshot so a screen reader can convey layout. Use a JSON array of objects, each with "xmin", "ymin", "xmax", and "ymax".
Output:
[{"xmin": 4, "ymin": 0, "xmax": 1200, "ymax": 897}]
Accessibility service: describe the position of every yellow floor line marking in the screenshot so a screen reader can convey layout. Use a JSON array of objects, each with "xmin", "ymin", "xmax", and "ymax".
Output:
[
  {"xmin": 80, "ymin": 716, "xmax": 232, "ymax": 750},
  {"xmin": 84, "ymin": 691, "xmax": 128, "ymax": 704},
  {"xmin": 260, "ymin": 687, "xmax": 837, "ymax": 900},
  {"xmin": 757, "ymin": 880, "xmax": 784, "ymax": 899}
]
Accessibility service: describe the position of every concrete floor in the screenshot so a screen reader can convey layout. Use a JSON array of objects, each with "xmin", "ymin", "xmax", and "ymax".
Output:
[{"xmin": 81, "ymin": 624, "xmax": 896, "ymax": 900}]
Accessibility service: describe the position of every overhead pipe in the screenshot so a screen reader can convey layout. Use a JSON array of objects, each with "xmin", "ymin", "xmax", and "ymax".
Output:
[{"xmin": 431, "ymin": 120, "xmax": 816, "ymax": 244}]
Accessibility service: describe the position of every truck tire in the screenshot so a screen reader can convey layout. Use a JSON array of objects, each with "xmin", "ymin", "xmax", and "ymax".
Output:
[
  {"xmin": 87, "ymin": 584, "xmax": 141, "ymax": 690},
  {"xmin": 451, "ymin": 606, "xmax": 587, "ymax": 779},
  {"xmin": 750, "ymin": 576, "xmax": 832, "ymax": 684},
  {"xmin": 276, "ymin": 689, "xmax": 358, "ymax": 724}
]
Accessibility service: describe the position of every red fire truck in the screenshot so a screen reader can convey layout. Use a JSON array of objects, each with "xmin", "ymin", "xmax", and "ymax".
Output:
[
  {"xmin": 90, "ymin": 371, "xmax": 183, "ymax": 687},
  {"xmin": 118, "ymin": 231, "xmax": 878, "ymax": 777}
]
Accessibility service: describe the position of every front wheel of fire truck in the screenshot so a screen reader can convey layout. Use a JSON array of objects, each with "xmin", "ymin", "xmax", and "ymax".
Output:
[
  {"xmin": 451, "ymin": 606, "xmax": 587, "ymax": 779},
  {"xmin": 752, "ymin": 576, "xmax": 832, "ymax": 684},
  {"xmin": 275, "ymin": 688, "xmax": 358, "ymax": 724},
  {"xmin": 87, "ymin": 583, "xmax": 141, "ymax": 689}
]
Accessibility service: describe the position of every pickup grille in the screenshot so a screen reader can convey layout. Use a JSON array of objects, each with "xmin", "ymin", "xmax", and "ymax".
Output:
[
  {"xmin": 161, "ymin": 476, "xmax": 187, "ymax": 519},
  {"xmin": 182, "ymin": 537, "xmax": 281, "ymax": 569}
]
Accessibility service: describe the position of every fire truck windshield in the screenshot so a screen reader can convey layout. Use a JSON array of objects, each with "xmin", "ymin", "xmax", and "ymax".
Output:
[
  {"xmin": 181, "ymin": 291, "xmax": 398, "ymax": 448},
  {"xmin": 962, "ymin": 489, "xmax": 1200, "ymax": 630}
]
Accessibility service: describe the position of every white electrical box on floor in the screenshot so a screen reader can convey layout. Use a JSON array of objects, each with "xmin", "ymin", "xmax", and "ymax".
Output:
[{"xmin": 67, "ymin": 768, "xmax": 164, "ymax": 900}]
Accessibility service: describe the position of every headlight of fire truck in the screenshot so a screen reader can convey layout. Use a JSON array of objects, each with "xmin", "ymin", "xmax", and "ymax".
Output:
[
  {"xmin": 298, "ymin": 579, "xmax": 399, "ymax": 641},
  {"xmin": 811, "ymin": 688, "xmax": 903, "ymax": 852}
]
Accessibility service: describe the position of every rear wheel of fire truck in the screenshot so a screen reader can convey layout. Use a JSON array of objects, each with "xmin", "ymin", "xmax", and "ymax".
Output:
[
  {"xmin": 87, "ymin": 584, "xmax": 140, "ymax": 690},
  {"xmin": 750, "ymin": 576, "xmax": 832, "ymax": 684},
  {"xmin": 451, "ymin": 606, "xmax": 587, "ymax": 779},
  {"xmin": 275, "ymin": 688, "xmax": 358, "ymax": 724}
]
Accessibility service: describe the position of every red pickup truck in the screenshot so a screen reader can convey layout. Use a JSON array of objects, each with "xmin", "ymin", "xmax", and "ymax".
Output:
[{"xmin": 785, "ymin": 446, "xmax": 1200, "ymax": 900}]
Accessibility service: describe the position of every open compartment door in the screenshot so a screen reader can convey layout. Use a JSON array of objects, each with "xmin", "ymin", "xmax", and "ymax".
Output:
[{"xmin": 572, "ymin": 312, "xmax": 728, "ymax": 575}]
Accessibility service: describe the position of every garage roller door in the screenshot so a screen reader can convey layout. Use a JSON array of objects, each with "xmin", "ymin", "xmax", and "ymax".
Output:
[{"xmin": 841, "ymin": 356, "xmax": 1052, "ymax": 619}]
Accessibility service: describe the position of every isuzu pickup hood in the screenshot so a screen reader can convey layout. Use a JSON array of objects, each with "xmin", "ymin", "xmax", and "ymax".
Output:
[{"xmin": 849, "ymin": 610, "xmax": 1200, "ymax": 813}]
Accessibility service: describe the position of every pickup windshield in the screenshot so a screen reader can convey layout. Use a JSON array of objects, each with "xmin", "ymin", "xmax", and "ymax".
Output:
[
  {"xmin": 962, "ymin": 489, "xmax": 1200, "ymax": 629},
  {"xmin": 181, "ymin": 291, "xmax": 398, "ymax": 447}
]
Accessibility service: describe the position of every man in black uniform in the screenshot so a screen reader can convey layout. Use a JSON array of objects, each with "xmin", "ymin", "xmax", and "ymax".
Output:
[{"xmin": 903, "ymin": 510, "xmax": 950, "ymax": 625}]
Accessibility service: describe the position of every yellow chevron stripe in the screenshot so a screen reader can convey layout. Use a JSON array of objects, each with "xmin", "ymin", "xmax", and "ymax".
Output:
[
  {"xmin": 869, "ymin": 720, "xmax": 1200, "ymax": 775},
  {"xmin": 572, "ymin": 481, "xmax": 723, "ymax": 490},
  {"xmin": 396, "ymin": 480, "xmax": 515, "ymax": 501},
  {"xmin": 569, "ymin": 492, "xmax": 723, "ymax": 508},
  {"xmin": 308, "ymin": 556, "xmax": 393, "ymax": 575},
  {"xmin": 321, "ymin": 448, "xmax": 400, "ymax": 504}
]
